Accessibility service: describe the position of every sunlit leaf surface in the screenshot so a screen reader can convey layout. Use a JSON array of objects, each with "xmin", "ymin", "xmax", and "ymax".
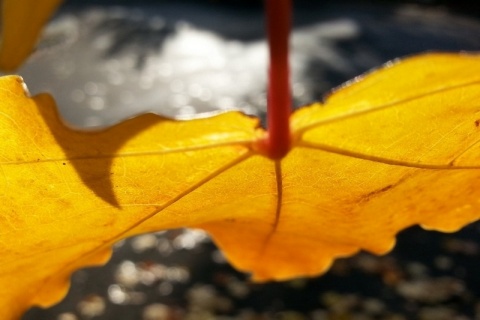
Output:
[{"xmin": 1, "ymin": 53, "xmax": 480, "ymax": 318}]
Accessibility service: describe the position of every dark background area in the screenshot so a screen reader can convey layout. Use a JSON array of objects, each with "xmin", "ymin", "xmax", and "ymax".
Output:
[{"xmin": 11, "ymin": 0, "xmax": 480, "ymax": 319}]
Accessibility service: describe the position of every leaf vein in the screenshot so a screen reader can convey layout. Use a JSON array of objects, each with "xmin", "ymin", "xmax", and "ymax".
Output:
[
  {"xmin": 297, "ymin": 141, "xmax": 480, "ymax": 169},
  {"xmin": 296, "ymin": 79, "xmax": 480, "ymax": 136}
]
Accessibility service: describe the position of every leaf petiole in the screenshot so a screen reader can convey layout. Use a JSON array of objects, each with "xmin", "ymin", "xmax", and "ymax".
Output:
[{"xmin": 260, "ymin": 0, "xmax": 293, "ymax": 160}]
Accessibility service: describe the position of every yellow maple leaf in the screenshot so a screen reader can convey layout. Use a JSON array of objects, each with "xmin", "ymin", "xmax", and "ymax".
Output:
[
  {"xmin": 0, "ymin": 0, "xmax": 63, "ymax": 71},
  {"xmin": 1, "ymin": 52, "xmax": 480, "ymax": 319}
]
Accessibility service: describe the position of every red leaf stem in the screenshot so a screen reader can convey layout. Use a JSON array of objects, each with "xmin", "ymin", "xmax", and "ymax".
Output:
[{"xmin": 263, "ymin": 0, "xmax": 292, "ymax": 159}]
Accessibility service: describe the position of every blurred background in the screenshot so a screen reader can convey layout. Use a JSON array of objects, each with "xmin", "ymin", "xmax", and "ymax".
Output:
[{"xmin": 9, "ymin": 0, "xmax": 480, "ymax": 319}]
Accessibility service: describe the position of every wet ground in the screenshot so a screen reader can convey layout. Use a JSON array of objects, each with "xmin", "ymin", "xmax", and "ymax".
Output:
[{"xmin": 10, "ymin": 1, "xmax": 480, "ymax": 319}]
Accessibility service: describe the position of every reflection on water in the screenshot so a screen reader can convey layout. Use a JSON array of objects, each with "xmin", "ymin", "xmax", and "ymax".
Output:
[{"xmin": 14, "ymin": 3, "xmax": 480, "ymax": 128}]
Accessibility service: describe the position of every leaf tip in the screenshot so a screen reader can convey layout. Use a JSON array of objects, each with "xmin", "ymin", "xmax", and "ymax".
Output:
[
  {"xmin": 0, "ymin": 75, "xmax": 32, "ymax": 98},
  {"xmin": 32, "ymin": 248, "xmax": 113, "ymax": 309}
]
